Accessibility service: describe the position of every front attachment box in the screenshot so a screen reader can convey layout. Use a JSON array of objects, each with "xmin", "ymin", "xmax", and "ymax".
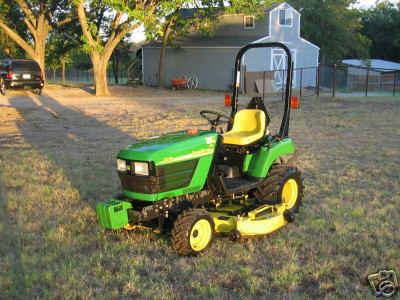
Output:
[{"xmin": 96, "ymin": 199, "xmax": 132, "ymax": 230}]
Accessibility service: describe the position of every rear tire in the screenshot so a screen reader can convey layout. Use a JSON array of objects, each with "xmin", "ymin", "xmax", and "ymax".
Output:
[
  {"xmin": 254, "ymin": 165, "xmax": 304, "ymax": 213},
  {"xmin": 171, "ymin": 208, "xmax": 214, "ymax": 256},
  {"xmin": 0, "ymin": 79, "xmax": 6, "ymax": 96},
  {"xmin": 34, "ymin": 88, "xmax": 42, "ymax": 95}
]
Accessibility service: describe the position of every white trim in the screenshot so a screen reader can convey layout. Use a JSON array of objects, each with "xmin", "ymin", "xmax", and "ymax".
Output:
[
  {"xmin": 243, "ymin": 15, "xmax": 255, "ymax": 29},
  {"xmin": 299, "ymin": 37, "xmax": 320, "ymax": 50},
  {"xmin": 269, "ymin": 2, "xmax": 301, "ymax": 17},
  {"xmin": 271, "ymin": 47, "xmax": 297, "ymax": 88},
  {"xmin": 278, "ymin": 9, "xmax": 293, "ymax": 27}
]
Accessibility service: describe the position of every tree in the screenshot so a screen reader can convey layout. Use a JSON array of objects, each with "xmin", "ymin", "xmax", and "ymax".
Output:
[
  {"xmin": 0, "ymin": 0, "xmax": 73, "ymax": 78},
  {"xmin": 289, "ymin": 0, "xmax": 371, "ymax": 63},
  {"xmin": 46, "ymin": 20, "xmax": 81, "ymax": 81},
  {"xmin": 76, "ymin": 0, "xmax": 162, "ymax": 96},
  {"xmin": 111, "ymin": 40, "xmax": 132, "ymax": 84},
  {"xmin": 359, "ymin": 1, "xmax": 400, "ymax": 62}
]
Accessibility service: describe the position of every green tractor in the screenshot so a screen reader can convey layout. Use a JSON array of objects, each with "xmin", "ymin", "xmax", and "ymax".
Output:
[{"xmin": 96, "ymin": 42, "xmax": 304, "ymax": 255}]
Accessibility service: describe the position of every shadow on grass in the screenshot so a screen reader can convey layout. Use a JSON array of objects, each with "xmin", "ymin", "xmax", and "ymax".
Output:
[{"xmin": 7, "ymin": 93, "xmax": 136, "ymax": 208}]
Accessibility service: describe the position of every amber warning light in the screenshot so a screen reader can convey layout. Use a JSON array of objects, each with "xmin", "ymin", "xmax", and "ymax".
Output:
[
  {"xmin": 291, "ymin": 96, "xmax": 300, "ymax": 109},
  {"xmin": 224, "ymin": 94, "xmax": 231, "ymax": 107}
]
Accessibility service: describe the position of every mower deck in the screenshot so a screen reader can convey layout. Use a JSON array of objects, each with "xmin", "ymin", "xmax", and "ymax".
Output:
[{"xmin": 208, "ymin": 202, "xmax": 287, "ymax": 236}]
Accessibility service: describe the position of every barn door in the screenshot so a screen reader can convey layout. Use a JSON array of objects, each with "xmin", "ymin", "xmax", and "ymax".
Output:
[{"xmin": 271, "ymin": 48, "xmax": 296, "ymax": 88}]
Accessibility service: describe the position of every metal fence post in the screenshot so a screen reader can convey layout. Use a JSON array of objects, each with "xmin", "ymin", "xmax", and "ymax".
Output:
[
  {"xmin": 365, "ymin": 67, "xmax": 370, "ymax": 97},
  {"xmin": 262, "ymin": 71, "xmax": 266, "ymax": 101},
  {"xmin": 316, "ymin": 64, "xmax": 320, "ymax": 97},
  {"xmin": 393, "ymin": 72, "xmax": 397, "ymax": 96},
  {"xmin": 332, "ymin": 64, "xmax": 337, "ymax": 98},
  {"xmin": 299, "ymin": 68, "xmax": 303, "ymax": 98},
  {"xmin": 281, "ymin": 70, "xmax": 285, "ymax": 101}
]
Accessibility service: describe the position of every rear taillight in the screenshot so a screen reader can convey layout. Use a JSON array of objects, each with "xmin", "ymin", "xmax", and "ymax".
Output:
[
  {"xmin": 40, "ymin": 72, "xmax": 43, "ymax": 80},
  {"xmin": 6, "ymin": 71, "xmax": 13, "ymax": 79}
]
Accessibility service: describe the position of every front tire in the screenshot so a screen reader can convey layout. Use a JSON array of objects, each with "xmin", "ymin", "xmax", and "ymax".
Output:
[
  {"xmin": 171, "ymin": 208, "xmax": 214, "ymax": 255},
  {"xmin": 255, "ymin": 165, "xmax": 304, "ymax": 213},
  {"xmin": 0, "ymin": 79, "xmax": 6, "ymax": 96}
]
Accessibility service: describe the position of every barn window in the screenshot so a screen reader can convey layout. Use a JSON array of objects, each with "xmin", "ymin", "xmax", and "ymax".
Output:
[
  {"xmin": 244, "ymin": 16, "xmax": 255, "ymax": 29},
  {"xmin": 279, "ymin": 9, "xmax": 292, "ymax": 27}
]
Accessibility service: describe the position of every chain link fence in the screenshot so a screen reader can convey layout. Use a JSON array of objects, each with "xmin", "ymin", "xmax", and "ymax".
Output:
[
  {"xmin": 47, "ymin": 64, "xmax": 400, "ymax": 98},
  {"xmin": 45, "ymin": 68, "xmax": 129, "ymax": 85},
  {"xmin": 318, "ymin": 64, "xmax": 399, "ymax": 97}
]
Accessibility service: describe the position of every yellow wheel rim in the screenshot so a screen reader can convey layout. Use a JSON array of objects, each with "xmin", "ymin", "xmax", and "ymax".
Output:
[
  {"xmin": 189, "ymin": 219, "xmax": 212, "ymax": 251},
  {"xmin": 282, "ymin": 179, "xmax": 298, "ymax": 209}
]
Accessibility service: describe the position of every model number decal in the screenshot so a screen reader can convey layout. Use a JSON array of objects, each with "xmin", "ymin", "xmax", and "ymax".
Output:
[{"xmin": 161, "ymin": 148, "xmax": 214, "ymax": 164}]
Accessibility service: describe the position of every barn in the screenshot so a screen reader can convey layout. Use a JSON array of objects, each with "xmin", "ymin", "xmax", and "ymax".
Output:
[{"xmin": 141, "ymin": 2, "xmax": 319, "ymax": 92}]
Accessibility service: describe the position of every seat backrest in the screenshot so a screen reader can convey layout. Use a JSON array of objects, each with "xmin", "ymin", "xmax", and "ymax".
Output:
[{"xmin": 231, "ymin": 109, "xmax": 266, "ymax": 133}]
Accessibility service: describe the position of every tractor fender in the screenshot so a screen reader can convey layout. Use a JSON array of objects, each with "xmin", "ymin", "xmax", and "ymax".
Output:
[{"xmin": 247, "ymin": 138, "xmax": 295, "ymax": 179}]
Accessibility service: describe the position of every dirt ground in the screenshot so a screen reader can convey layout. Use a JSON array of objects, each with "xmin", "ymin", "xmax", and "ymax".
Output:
[{"xmin": 0, "ymin": 85, "xmax": 399, "ymax": 299}]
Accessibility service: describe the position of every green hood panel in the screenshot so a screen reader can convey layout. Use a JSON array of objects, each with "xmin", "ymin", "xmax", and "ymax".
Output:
[{"xmin": 118, "ymin": 130, "xmax": 218, "ymax": 166}]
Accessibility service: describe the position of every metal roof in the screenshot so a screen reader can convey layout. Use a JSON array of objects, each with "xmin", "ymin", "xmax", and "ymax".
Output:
[
  {"xmin": 144, "ymin": 35, "xmax": 264, "ymax": 48},
  {"xmin": 342, "ymin": 59, "xmax": 400, "ymax": 71}
]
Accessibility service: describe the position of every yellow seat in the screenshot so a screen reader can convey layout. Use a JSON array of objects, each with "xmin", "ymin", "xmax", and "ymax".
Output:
[{"xmin": 222, "ymin": 109, "xmax": 266, "ymax": 146}]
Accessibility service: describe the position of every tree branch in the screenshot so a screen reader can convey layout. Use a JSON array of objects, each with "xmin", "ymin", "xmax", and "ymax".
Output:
[
  {"xmin": 0, "ymin": 18, "xmax": 34, "ymax": 57},
  {"xmin": 14, "ymin": 0, "xmax": 36, "ymax": 27},
  {"xmin": 76, "ymin": 0, "xmax": 95, "ymax": 47},
  {"xmin": 55, "ymin": 16, "xmax": 73, "ymax": 28}
]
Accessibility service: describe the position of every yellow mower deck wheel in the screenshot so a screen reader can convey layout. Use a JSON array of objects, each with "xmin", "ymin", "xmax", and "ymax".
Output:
[
  {"xmin": 190, "ymin": 219, "xmax": 212, "ymax": 251},
  {"xmin": 282, "ymin": 179, "xmax": 298, "ymax": 209}
]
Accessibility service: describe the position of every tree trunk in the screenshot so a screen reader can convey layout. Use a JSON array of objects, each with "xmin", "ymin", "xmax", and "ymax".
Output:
[
  {"xmin": 32, "ymin": 27, "xmax": 48, "ymax": 81},
  {"xmin": 61, "ymin": 60, "xmax": 66, "ymax": 82},
  {"xmin": 92, "ymin": 54, "xmax": 109, "ymax": 96},
  {"xmin": 53, "ymin": 68, "xmax": 56, "ymax": 79},
  {"xmin": 158, "ymin": 20, "xmax": 173, "ymax": 89}
]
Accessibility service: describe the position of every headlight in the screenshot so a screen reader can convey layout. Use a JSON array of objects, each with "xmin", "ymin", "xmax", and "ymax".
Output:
[
  {"xmin": 134, "ymin": 162, "xmax": 149, "ymax": 176},
  {"xmin": 117, "ymin": 159, "xmax": 127, "ymax": 172}
]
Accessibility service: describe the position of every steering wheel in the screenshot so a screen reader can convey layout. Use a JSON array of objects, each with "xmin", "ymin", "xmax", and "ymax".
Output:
[{"xmin": 200, "ymin": 110, "xmax": 232, "ymax": 131}]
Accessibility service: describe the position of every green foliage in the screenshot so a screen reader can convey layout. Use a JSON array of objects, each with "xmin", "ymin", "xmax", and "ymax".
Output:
[
  {"xmin": 46, "ymin": 20, "xmax": 82, "ymax": 71},
  {"xmin": 289, "ymin": 0, "xmax": 371, "ymax": 63},
  {"xmin": 359, "ymin": 1, "xmax": 400, "ymax": 61},
  {"xmin": 0, "ymin": 29, "xmax": 20, "ymax": 58}
]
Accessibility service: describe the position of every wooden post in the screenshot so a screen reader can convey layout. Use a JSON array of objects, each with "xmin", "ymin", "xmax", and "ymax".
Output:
[
  {"xmin": 332, "ymin": 64, "xmax": 337, "ymax": 98},
  {"xmin": 365, "ymin": 67, "xmax": 370, "ymax": 97},
  {"xmin": 393, "ymin": 72, "xmax": 397, "ymax": 96}
]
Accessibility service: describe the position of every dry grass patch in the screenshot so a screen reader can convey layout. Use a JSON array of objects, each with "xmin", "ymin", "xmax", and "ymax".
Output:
[{"xmin": 0, "ymin": 88, "xmax": 399, "ymax": 298}]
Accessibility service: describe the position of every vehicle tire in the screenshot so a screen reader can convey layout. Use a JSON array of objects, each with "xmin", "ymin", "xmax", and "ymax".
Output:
[
  {"xmin": 171, "ymin": 208, "xmax": 214, "ymax": 256},
  {"xmin": 0, "ymin": 79, "xmax": 6, "ymax": 96},
  {"xmin": 254, "ymin": 165, "xmax": 304, "ymax": 213},
  {"xmin": 35, "ymin": 88, "xmax": 42, "ymax": 95}
]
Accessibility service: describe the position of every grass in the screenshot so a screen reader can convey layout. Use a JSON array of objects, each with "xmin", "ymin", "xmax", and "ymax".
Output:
[{"xmin": 0, "ymin": 89, "xmax": 399, "ymax": 299}]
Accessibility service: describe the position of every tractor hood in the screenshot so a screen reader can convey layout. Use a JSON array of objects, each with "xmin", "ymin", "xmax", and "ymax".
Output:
[{"xmin": 118, "ymin": 130, "xmax": 218, "ymax": 166}]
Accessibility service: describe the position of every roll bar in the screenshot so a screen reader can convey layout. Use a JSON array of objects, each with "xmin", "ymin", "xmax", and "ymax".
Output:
[{"xmin": 231, "ymin": 42, "xmax": 293, "ymax": 138}]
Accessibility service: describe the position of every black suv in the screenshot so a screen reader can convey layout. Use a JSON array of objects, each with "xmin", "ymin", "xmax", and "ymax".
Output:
[{"xmin": 0, "ymin": 59, "xmax": 44, "ymax": 96}]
